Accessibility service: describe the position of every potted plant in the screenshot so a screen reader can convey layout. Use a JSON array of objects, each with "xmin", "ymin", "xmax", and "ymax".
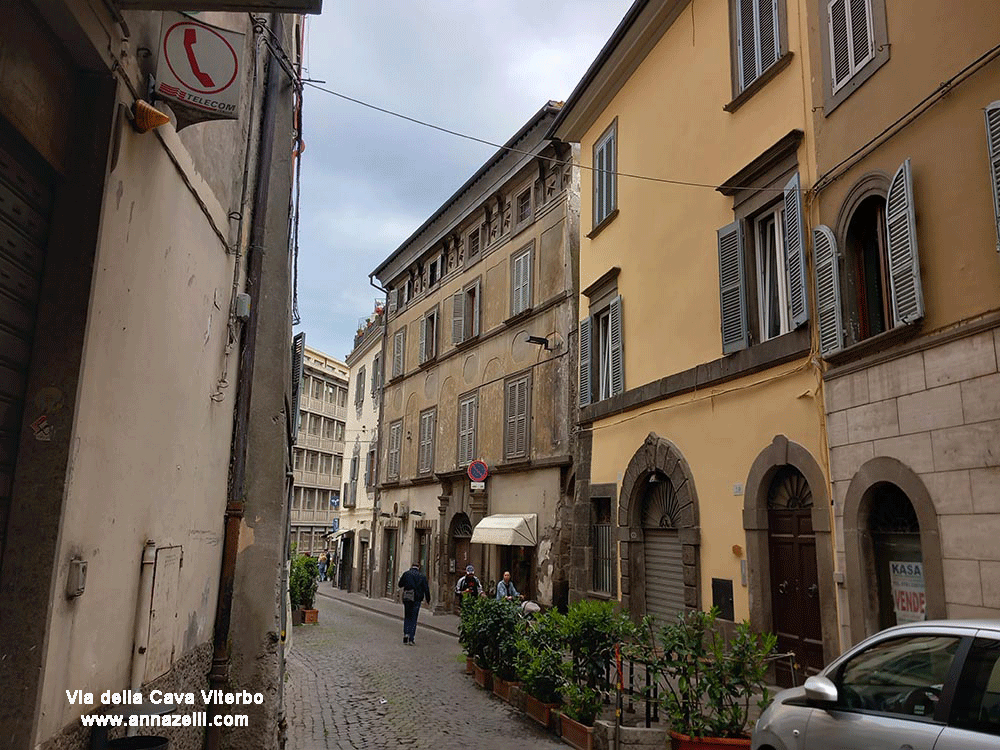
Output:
[
  {"xmin": 558, "ymin": 681, "xmax": 603, "ymax": 750},
  {"xmin": 515, "ymin": 608, "xmax": 565, "ymax": 729},
  {"xmin": 289, "ymin": 553, "xmax": 319, "ymax": 625},
  {"xmin": 486, "ymin": 600, "xmax": 523, "ymax": 703},
  {"xmin": 650, "ymin": 608, "xmax": 776, "ymax": 749},
  {"xmin": 458, "ymin": 596, "xmax": 488, "ymax": 678}
]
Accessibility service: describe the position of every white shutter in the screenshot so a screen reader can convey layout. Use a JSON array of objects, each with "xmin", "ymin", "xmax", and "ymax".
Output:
[
  {"xmin": 388, "ymin": 288, "xmax": 397, "ymax": 315},
  {"xmin": 579, "ymin": 317, "xmax": 592, "ymax": 407},
  {"xmin": 985, "ymin": 101, "xmax": 1000, "ymax": 253},
  {"xmin": 737, "ymin": 0, "xmax": 755, "ymax": 90},
  {"xmin": 718, "ymin": 221, "xmax": 748, "ymax": 354},
  {"xmin": 457, "ymin": 400, "xmax": 468, "ymax": 465},
  {"xmin": 472, "ymin": 280, "xmax": 481, "ymax": 336},
  {"xmin": 522, "ymin": 253, "xmax": 532, "ymax": 311},
  {"xmin": 828, "ymin": 0, "xmax": 851, "ymax": 90},
  {"xmin": 505, "ymin": 380, "xmax": 517, "ymax": 459},
  {"xmin": 452, "ymin": 291, "xmax": 464, "ymax": 344},
  {"xmin": 393, "ymin": 329, "xmax": 404, "ymax": 377},
  {"xmin": 783, "ymin": 174, "xmax": 808, "ymax": 328},
  {"xmin": 594, "ymin": 142, "xmax": 605, "ymax": 224},
  {"xmin": 609, "ymin": 295, "xmax": 624, "ymax": 396},
  {"xmin": 885, "ymin": 159, "xmax": 924, "ymax": 327},
  {"xmin": 813, "ymin": 225, "xmax": 844, "ymax": 355},
  {"xmin": 515, "ymin": 378, "xmax": 528, "ymax": 457},
  {"xmin": 418, "ymin": 316, "xmax": 427, "ymax": 364}
]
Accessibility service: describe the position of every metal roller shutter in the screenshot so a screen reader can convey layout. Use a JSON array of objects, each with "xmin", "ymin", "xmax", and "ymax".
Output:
[
  {"xmin": 0, "ymin": 127, "xmax": 53, "ymax": 535},
  {"xmin": 644, "ymin": 528, "xmax": 685, "ymax": 624}
]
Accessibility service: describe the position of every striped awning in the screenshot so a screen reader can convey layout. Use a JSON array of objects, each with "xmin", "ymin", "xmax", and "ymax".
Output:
[{"xmin": 470, "ymin": 514, "xmax": 537, "ymax": 546}]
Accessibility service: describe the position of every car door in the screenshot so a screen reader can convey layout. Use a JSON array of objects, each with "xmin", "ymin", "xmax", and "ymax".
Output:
[
  {"xmin": 934, "ymin": 635, "xmax": 1000, "ymax": 749},
  {"xmin": 803, "ymin": 633, "xmax": 963, "ymax": 750}
]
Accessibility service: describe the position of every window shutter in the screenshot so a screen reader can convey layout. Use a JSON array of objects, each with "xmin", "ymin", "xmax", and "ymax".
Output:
[
  {"xmin": 290, "ymin": 332, "xmax": 305, "ymax": 438},
  {"xmin": 828, "ymin": 0, "xmax": 851, "ymax": 90},
  {"xmin": 813, "ymin": 225, "xmax": 844, "ymax": 355},
  {"xmin": 986, "ymin": 101, "xmax": 1000, "ymax": 253},
  {"xmin": 393, "ymin": 329, "xmax": 404, "ymax": 377},
  {"xmin": 472, "ymin": 280, "xmax": 481, "ymax": 336},
  {"xmin": 579, "ymin": 317, "xmax": 592, "ymax": 407},
  {"xmin": 505, "ymin": 380, "xmax": 517, "ymax": 458},
  {"xmin": 783, "ymin": 173, "xmax": 808, "ymax": 328},
  {"xmin": 516, "ymin": 378, "xmax": 528, "ymax": 457},
  {"xmin": 848, "ymin": 0, "xmax": 874, "ymax": 71},
  {"xmin": 737, "ymin": 0, "xmax": 756, "ymax": 90},
  {"xmin": 885, "ymin": 159, "xmax": 924, "ymax": 327},
  {"xmin": 388, "ymin": 288, "xmax": 397, "ymax": 316},
  {"xmin": 418, "ymin": 316, "xmax": 427, "ymax": 364},
  {"xmin": 609, "ymin": 295, "xmax": 624, "ymax": 396},
  {"xmin": 458, "ymin": 400, "xmax": 467, "ymax": 465},
  {"xmin": 759, "ymin": 0, "xmax": 779, "ymax": 71},
  {"xmin": 718, "ymin": 221, "xmax": 748, "ymax": 354},
  {"xmin": 522, "ymin": 253, "xmax": 532, "ymax": 311},
  {"xmin": 452, "ymin": 291, "xmax": 464, "ymax": 344},
  {"xmin": 594, "ymin": 143, "xmax": 605, "ymax": 225}
]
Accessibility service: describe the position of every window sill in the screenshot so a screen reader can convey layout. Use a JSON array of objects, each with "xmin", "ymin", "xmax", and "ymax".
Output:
[
  {"xmin": 724, "ymin": 52, "xmax": 794, "ymax": 113},
  {"xmin": 586, "ymin": 208, "xmax": 619, "ymax": 240},
  {"xmin": 586, "ymin": 590, "xmax": 614, "ymax": 601},
  {"xmin": 454, "ymin": 334, "xmax": 480, "ymax": 351},
  {"xmin": 417, "ymin": 356, "xmax": 438, "ymax": 370},
  {"xmin": 503, "ymin": 308, "xmax": 534, "ymax": 327},
  {"xmin": 823, "ymin": 322, "xmax": 922, "ymax": 372},
  {"xmin": 411, "ymin": 474, "xmax": 437, "ymax": 486}
]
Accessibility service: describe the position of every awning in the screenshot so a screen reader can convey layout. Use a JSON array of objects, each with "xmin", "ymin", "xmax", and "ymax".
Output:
[{"xmin": 470, "ymin": 514, "xmax": 537, "ymax": 546}]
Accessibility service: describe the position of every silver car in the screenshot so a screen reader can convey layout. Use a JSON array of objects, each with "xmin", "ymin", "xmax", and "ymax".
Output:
[{"xmin": 752, "ymin": 620, "xmax": 1000, "ymax": 750}]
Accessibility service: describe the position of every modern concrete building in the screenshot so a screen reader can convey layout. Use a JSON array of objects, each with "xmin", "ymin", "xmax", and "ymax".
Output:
[
  {"xmin": 338, "ymin": 306, "xmax": 384, "ymax": 594},
  {"xmin": 0, "ymin": 3, "xmax": 316, "ymax": 748},
  {"xmin": 551, "ymin": 0, "xmax": 835, "ymax": 686},
  {"xmin": 291, "ymin": 345, "xmax": 348, "ymax": 558},
  {"xmin": 371, "ymin": 102, "xmax": 580, "ymax": 612},
  {"xmin": 804, "ymin": 0, "xmax": 1000, "ymax": 645}
]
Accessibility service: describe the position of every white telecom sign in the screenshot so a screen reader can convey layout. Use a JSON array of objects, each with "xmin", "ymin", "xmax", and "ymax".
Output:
[{"xmin": 155, "ymin": 13, "xmax": 244, "ymax": 127}]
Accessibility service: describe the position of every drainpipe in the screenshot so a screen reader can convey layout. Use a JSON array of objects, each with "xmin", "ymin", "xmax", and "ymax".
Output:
[
  {"xmin": 368, "ymin": 273, "xmax": 389, "ymax": 597},
  {"xmin": 127, "ymin": 540, "xmax": 157, "ymax": 737},
  {"xmin": 205, "ymin": 13, "xmax": 283, "ymax": 750}
]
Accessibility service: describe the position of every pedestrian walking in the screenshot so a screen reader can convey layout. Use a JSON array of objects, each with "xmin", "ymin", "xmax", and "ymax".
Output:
[
  {"xmin": 398, "ymin": 562, "xmax": 431, "ymax": 645},
  {"xmin": 495, "ymin": 570, "xmax": 521, "ymax": 602},
  {"xmin": 454, "ymin": 564, "xmax": 484, "ymax": 600},
  {"xmin": 317, "ymin": 551, "xmax": 328, "ymax": 582}
]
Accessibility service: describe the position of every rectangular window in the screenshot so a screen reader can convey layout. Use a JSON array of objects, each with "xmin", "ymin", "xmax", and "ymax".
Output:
[
  {"xmin": 345, "ymin": 455, "xmax": 359, "ymax": 507},
  {"xmin": 596, "ymin": 308, "xmax": 612, "ymax": 401},
  {"xmin": 299, "ymin": 411, "xmax": 307, "ymax": 435},
  {"xmin": 311, "ymin": 378, "xmax": 323, "ymax": 399},
  {"xmin": 419, "ymin": 308, "xmax": 438, "ymax": 364},
  {"xmin": 515, "ymin": 186, "xmax": 532, "ymax": 231},
  {"xmin": 304, "ymin": 488, "xmax": 315, "ymax": 510},
  {"xmin": 320, "ymin": 454, "xmax": 332, "ymax": 475},
  {"xmin": 467, "ymin": 225, "xmax": 481, "ymax": 259},
  {"xmin": 335, "ymin": 420, "xmax": 345, "ymax": 441},
  {"xmin": 753, "ymin": 205, "xmax": 790, "ymax": 342},
  {"xmin": 510, "ymin": 244, "xmax": 533, "ymax": 316},
  {"xmin": 457, "ymin": 391, "xmax": 478, "ymax": 466},
  {"xmin": 371, "ymin": 354, "xmax": 382, "ymax": 397},
  {"xmin": 325, "ymin": 382, "xmax": 336, "ymax": 403},
  {"xmin": 355, "ymin": 366, "xmax": 366, "ymax": 407},
  {"xmin": 428, "ymin": 255, "xmax": 440, "ymax": 287},
  {"xmin": 504, "ymin": 373, "xmax": 530, "ymax": 461},
  {"xmin": 828, "ymin": 0, "xmax": 874, "ymax": 93},
  {"xmin": 333, "ymin": 454, "xmax": 343, "ymax": 476},
  {"xmin": 593, "ymin": 121, "xmax": 617, "ymax": 228},
  {"xmin": 337, "ymin": 387, "xmax": 347, "ymax": 407},
  {"xmin": 365, "ymin": 448, "xmax": 375, "ymax": 487},
  {"xmin": 292, "ymin": 487, "xmax": 302, "ymax": 509},
  {"xmin": 293, "ymin": 449, "xmax": 302, "ymax": 470},
  {"xmin": 306, "ymin": 451, "xmax": 318, "ymax": 472},
  {"xmin": 418, "ymin": 408, "xmax": 436, "ymax": 474},
  {"xmin": 592, "ymin": 497, "xmax": 615, "ymax": 595},
  {"xmin": 580, "ymin": 291, "xmax": 624, "ymax": 407},
  {"xmin": 387, "ymin": 420, "xmax": 403, "ymax": 479},
  {"xmin": 323, "ymin": 417, "xmax": 334, "ymax": 439},
  {"xmin": 734, "ymin": 0, "xmax": 780, "ymax": 92},
  {"xmin": 392, "ymin": 328, "xmax": 406, "ymax": 378},
  {"xmin": 452, "ymin": 279, "xmax": 481, "ymax": 345}
]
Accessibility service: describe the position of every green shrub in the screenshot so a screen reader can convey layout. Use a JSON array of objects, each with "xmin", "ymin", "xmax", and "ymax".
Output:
[
  {"xmin": 289, "ymin": 554, "xmax": 318, "ymax": 610},
  {"xmin": 563, "ymin": 599, "xmax": 636, "ymax": 690},
  {"xmin": 515, "ymin": 608, "xmax": 565, "ymax": 704},
  {"xmin": 652, "ymin": 608, "xmax": 776, "ymax": 739},
  {"xmin": 560, "ymin": 681, "xmax": 603, "ymax": 726}
]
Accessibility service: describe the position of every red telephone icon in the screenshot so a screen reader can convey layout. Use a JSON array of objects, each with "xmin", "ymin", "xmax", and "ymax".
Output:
[{"xmin": 183, "ymin": 28, "xmax": 215, "ymax": 88}]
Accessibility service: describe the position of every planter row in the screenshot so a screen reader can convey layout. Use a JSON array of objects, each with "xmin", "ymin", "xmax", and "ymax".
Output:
[{"xmin": 466, "ymin": 661, "xmax": 751, "ymax": 750}]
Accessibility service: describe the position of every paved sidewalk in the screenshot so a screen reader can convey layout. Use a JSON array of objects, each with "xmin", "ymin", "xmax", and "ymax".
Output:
[{"xmin": 317, "ymin": 584, "xmax": 460, "ymax": 638}]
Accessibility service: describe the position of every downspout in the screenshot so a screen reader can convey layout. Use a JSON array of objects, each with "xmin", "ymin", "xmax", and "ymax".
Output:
[
  {"xmin": 205, "ymin": 13, "xmax": 283, "ymax": 750},
  {"xmin": 368, "ymin": 274, "xmax": 389, "ymax": 597},
  {"xmin": 127, "ymin": 540, "xmax": 157, "ymax": 737}
]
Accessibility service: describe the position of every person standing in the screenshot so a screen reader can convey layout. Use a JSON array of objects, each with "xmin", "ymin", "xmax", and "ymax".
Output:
[
  {"xmin": 495, "ymin": 570, "xmax": 521, "ymax": 602},
  {"xmin": 398, "ymin": 563, "xmax": 431, "ymax": 645},
  {"xmin": 454, "ymin": 564, "xmax": 484, "ymax": 604},
  {"xmin": 317, "ymin": 550, "xmax": 328, "ymax": 582}
]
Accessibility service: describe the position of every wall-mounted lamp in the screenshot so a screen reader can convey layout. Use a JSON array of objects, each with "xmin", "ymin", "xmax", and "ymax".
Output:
[
  {"xmin": 525, "ymin": 335, "xmax": 552, "ymax": 350},
  {"xmin": 131, "ymin": 99, "xmax": 170, "ymax": 134}
]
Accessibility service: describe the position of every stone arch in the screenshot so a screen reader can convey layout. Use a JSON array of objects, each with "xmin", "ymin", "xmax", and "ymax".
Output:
[
  {"xmin": 843, "ymin": 457, "xmax": 945, "ymax": 643},
  {"xmin": 618, "ymin": 433, "xmax": 700, "ymax": 621},
  {"xmin": 743, "ymin": 435, "xmax": 838, "ymax": 664}
]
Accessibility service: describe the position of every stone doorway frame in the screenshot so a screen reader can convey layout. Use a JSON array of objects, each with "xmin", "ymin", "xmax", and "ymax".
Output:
[
  {"xmin": 619, "ymin": 433, "xmax": 700, "ymax": 621},
  {"xmin": 843, "ymin": 456, "xmax": 945, "ymax": 643},
  {"xmin": 744, "ymin": 435, "xmax": 839, "ymax": 665}
]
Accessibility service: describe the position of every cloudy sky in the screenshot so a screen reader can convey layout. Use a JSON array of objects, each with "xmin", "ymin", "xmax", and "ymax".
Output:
[{"xmin": 294, "ymin": 1, "xmax": 634, "ymax": 361}]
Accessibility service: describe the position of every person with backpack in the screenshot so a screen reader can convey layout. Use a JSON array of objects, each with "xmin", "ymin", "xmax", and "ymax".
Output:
[
  {"xmin": 454, "ymin": 564, "xmax": 484, "ymax": 607},
  {"xmin": 397, "ymin": 563, "xmax": 431, "ymax": 645}
]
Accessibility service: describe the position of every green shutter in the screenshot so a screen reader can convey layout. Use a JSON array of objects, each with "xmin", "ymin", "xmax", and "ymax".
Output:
[{"xmin": 718, "ymin": 221, "xmax": 748, "ymax": 354}]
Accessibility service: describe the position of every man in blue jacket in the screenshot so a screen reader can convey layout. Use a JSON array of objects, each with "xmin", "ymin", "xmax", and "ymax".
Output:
[{"xmin": 398, "ymin": 563, "xmax": 431, "ymax": 645}]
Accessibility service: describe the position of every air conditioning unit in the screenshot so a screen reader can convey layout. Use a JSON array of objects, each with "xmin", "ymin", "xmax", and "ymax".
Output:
[{"xmin": 394, "ymin": 502, "xmax": 410, "ymax": 518}]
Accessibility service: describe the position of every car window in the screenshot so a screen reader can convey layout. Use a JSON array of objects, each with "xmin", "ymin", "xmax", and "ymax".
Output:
[
  {"xmin": 835, "ymin": 635, "xmax": 961, "ymax": 718},
  {"xmin": 949, "ymin": 637, "xmax": 1000, "ymax": 736}
]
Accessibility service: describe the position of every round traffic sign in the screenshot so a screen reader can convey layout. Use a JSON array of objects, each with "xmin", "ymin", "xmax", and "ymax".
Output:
[{"xmin": 467, "ymin": 460, "xmax": 489, "ymax": 482}]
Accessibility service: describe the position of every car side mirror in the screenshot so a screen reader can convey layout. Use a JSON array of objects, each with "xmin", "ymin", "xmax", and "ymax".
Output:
[{"xmin": 804, "ymin": 675, "xmax": 838, "ymax": 704}]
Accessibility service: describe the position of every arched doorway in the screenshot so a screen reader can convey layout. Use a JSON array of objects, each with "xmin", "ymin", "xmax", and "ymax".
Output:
[
  {"xmin": 641, "ymin": 472, "xmax": 685, "ymax": 625},
  {"xmin": 448, "ymin": 512, "xmax": 473, "ymax": 611},
  {"xmin": 619, "ymin": 433, "xmax": 700, "ymax": 623},
  {"xmin": 868, "ymin": 483, "xmax": 923, "ymax": 630},
  {"xmin": 766, "ymin": 466, "xmax": 823, "ymax": 685}
]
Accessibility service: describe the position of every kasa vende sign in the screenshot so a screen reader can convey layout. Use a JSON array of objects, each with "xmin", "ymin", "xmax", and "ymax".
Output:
[{"xmin": 155, "ymin": 13, "xmax": 244, "ymax": 128}]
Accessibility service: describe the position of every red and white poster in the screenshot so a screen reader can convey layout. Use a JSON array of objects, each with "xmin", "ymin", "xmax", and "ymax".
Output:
[
  {"xmin": 155, "ymin": 13, "xmax": 244, "ymax": 127},
  {"xmin": 890, "ymin": 561, "xmax": 926, "ymax": 623}
]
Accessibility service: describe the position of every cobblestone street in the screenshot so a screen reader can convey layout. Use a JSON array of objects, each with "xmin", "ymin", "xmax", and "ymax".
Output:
[{"xmin": 285, "ymin": 592, "xmax": 566, "ymax": 750}]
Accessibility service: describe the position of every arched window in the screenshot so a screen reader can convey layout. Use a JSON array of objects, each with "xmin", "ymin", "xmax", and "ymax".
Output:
[{"xmin": 845, "ymin": 194, "xmax": 889, "ymax": 342}]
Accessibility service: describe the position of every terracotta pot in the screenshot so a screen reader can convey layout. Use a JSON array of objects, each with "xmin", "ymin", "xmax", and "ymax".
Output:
[
  {"xmin": 669, "ymin": 731, "xmax": 751, "ymax": 750},
  {"xmin": 466, "ymin": 657, "xmax": 475, "ymax": 675},
  {"xmin": 559, "ymin": 713, "xmax": 594, "ymax": 750},
  {"xmin": 472, "ymin": 663, "xmax": 493, "ymax": 691},
  {"xmin": 491, "ymin": 677, "xmax": 519, "ymax": 703},
  {"xmin": 522, "ymin": 692, "xmax": 559, "ymax": 730},
  {"xmin": 302, "ymin": 608, "xmax": 319, "ymax": 624}
]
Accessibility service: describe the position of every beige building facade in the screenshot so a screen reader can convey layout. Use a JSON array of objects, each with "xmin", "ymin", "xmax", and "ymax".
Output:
[
  {"xmin": 372, "ymin": 102, "xmax": 579, "ymax": 610},
  {"xmin": 552, "ymin": 0, "xmax": 837, "ymax": 685},
  {"xmin": 0, "ymin": 3, "xmax": 307, "ymax": 748},
  {"xmin": 291, "ymin": 345, "xmax": 348, "ymax": 557},
  {"xmin": 804, "ymin": 0, "xmax": 1000, "ymax": 645}
]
